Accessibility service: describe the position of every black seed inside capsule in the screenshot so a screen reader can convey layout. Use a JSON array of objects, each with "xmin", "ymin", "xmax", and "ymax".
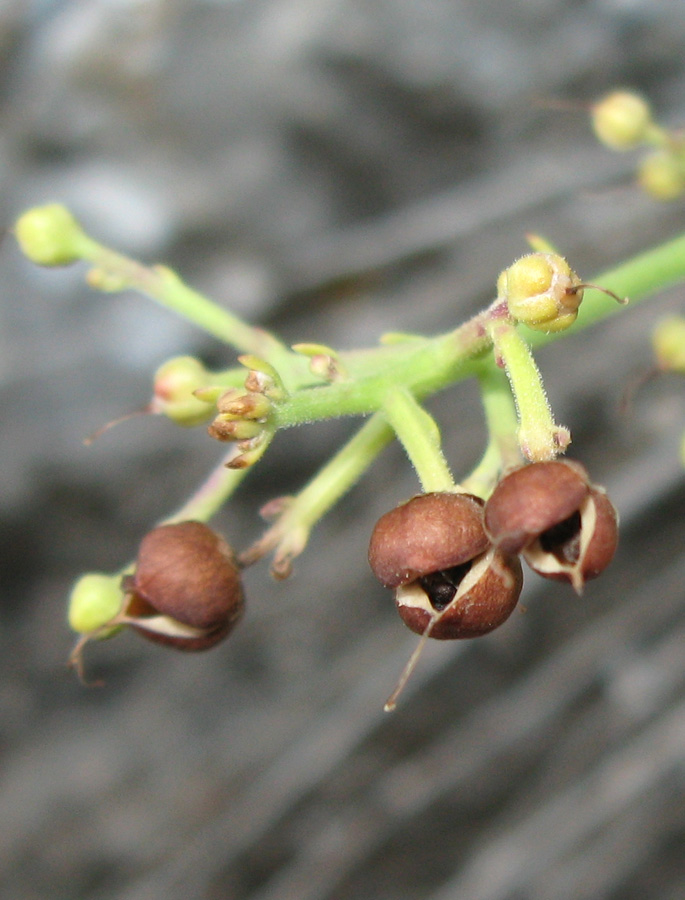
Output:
[
  {"xmin": 418, "ymin": 561, "xmax": 472, "ymax": 611},
  {"xmin": 539, "ymin": 510, "xmax": 582, "ymax": 564}
]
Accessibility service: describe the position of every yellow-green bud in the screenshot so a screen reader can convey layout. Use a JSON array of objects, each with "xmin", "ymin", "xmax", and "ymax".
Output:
[
  {"xmin": 591, "ymin": 91, "xmax": 652, "ymax": 150},
  {"xmin": 14, "ymin": 204, "xmax": 89, "ymax": 267},
  {"xmin": 652, "ymin": 316, "xmax": 685, "ymax": 373},
  {"xmin": 637, "ymin": 151, "xmax": 685, "ymax": 201},
  {"xmin": 499, "ymin": 252, "xmax": 583, "ymax": 333},
  {"xmin": 68, "ymin": 573, "xmax": 123, "ymax": 635},
  {"xmin": 152, "ymin": 356, "xmax": 214, "ymax": 427},
  {"xmin": 207, "ymin": 415, "xmax": 264, "ymax": 442}
]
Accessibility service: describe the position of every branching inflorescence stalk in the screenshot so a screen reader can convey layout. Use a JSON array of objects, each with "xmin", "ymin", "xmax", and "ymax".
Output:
[{"xmin": 14, "ymin": 204, "xmax": 685, "ymax": 587}]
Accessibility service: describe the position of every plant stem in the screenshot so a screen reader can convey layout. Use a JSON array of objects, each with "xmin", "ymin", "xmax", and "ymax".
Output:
[
  {"xmin": 488, "ymin": 318, "xmax": 565, "ymax": 462},
  {"xmin": 382, "ymin": 386, "xmax": 456, "ymax": 492},
  {"xmin": 461, "ymin": 366, "xmax": 523, "ymax": 497},
  {"xmin": 65, "ymin": 223, "xmax": 685, "ymax": 431},
  {"xmin": 78, "ymin": 235, "xmax": 290, "ymax": 361},
  {"xmin": 163, "ymin": 450, "xmax": 253, "ymax": 524},
  {"xmin": 266, "ymin": 232, "xmax": 685, "ymax": 431},
  {"xmin": 240, "ymin": 414, "xmax": 394, "ymax": 575}
]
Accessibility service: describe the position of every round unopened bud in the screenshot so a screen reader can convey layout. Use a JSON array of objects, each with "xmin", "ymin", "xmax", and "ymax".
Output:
[
  {"xmin": 14, "ymin": 204, "xmax": 88, "ymax": 266},
  {"xmin": 68, "ymin": 572, "xmax": 124, "ymax": 635},
  {"xmin": 591, "ymin": 91, "xmax": 652, "ymax": 150},
  {"xmin": 637, "ymin": 150, "xmax": 685, "ymax": 201},
  {"xmin": 152, "ymin": 356, "xmax": 214, "ymax": 427},
  {"xmin": 652, "ymin": 316, "xmax": 685, "ymax": 373},
  {"xmin": 484, "ymin": 460, "xmax": 618, "ymax": 593},
  {"xmin": 124, "ymin": 521, "xmax": 245, "ymax": 650},
  {"xmin": 499, "ymin": 252, "xmax": 583, "ymax": 333}
]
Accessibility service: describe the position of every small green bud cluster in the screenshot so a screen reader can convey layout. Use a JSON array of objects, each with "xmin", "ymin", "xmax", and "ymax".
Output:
[
  {"xmin": 591, "ymin": 90, "xmax": 685, "ymax": 201},
  {"xmin": 207, "ymin": 355, "xmax": 281, "ymax": 468}
]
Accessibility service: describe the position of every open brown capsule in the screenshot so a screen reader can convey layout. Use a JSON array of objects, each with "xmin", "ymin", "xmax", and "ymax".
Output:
[
  {"xmin": 395, "ymin": 546, "xmax": 523, "ymax": 639},
  {"xmin": 369, "ymin": 492, "xmax": 522, "ymax": 639},
  {"xmin": 484, "ymin": 460, "xmax": 618, "ymax": 593}
]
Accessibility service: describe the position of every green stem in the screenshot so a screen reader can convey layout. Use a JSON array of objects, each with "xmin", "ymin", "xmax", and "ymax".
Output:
[
  {"xmin": 382, "ymin": 386, "xmax": 457, "ymax": 492},
  {"xmin": 62, "ymin": 223, "xmax": 685, "ymax": 432},
  {"xmin": 488, "ymin": 318, "xmax": 566, "ymax": 462},
  {"xmin": 461, "ymin": 366, "xmax": 523, "ymax": 498},
  {"xmin": 267, "ymin": 232, "xmax": 685, "ymax": 430},
  {"xmin": 272, "ymin": 318, "xmax": 492, "ymax": 427},
  {"xmin": 162, "ymin": 450, "xmax": 252, "ymax": 525},
  {"xmin": 240, "ymin": 414, "xmax": 393, "ymax": 576},
  {"xmin": 77, "ymin": 234, "xmax": 290, "ymax": 361}
]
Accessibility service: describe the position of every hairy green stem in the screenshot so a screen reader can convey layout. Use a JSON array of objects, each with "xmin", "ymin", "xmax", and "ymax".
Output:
[
  {"xmin": 382, "ymin": 386, "xmax": 456, "ymax": 492},
  {"xmin": 163, "ymin": 450, "xmax": 252, "ymax": 525},
  {"xmin": 240, "ymin": 414, "xmax": 393, "ymax": 575},
  {"xmin": 488, "ymin": 319, "xmax": 565, "ymax": 462},
  {"xmin": 461, "ymin": 366, "xmax": 523, "ymax": 497},
  {"xmin": 76, "ymin": 234, "xmax": 292, "ymax": 363},
  {"xmin": 50, "ymin": 220, "xmax": 685, "ymax": 431}
]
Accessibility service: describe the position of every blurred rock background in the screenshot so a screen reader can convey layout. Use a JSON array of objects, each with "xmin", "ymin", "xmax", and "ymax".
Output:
[{"xmin": 1, "ymin": 1, "xmax": 685, "ymax": 898}]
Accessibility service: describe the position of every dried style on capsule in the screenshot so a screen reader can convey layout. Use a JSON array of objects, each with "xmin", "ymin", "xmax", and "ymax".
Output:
[
  {"xmin": 484, "ymin": 460, "xmax": 618, "ymax": 593},
  {"xmin": 368, "ymin": 492, "xmax": 523, "ymax": 639},
  {"xmin": 123, "ymin": 521, "xmax": 244, "ymax": 650}
]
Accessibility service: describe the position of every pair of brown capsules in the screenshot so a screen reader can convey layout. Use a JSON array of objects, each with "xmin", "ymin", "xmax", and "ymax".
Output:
[{"xmin": 368, "ymin": 459, "xmax": 618, "ymax": 641}]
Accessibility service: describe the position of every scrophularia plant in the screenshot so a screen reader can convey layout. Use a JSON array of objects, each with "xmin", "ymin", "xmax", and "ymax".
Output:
[{"xmin": 13, "ymin": 92, "xmax": 685, "ymax": 707}]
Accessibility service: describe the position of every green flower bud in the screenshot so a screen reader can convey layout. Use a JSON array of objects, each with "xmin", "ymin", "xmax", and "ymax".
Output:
[
  {"xmin": 637, "ymin": 150, "xmax": 685, "ymax": 201},
  {"xmin": 499, "ymin": 252, "xmax": 583, "ymax": 333},
  {"xmin": 207, "ymin": 416, "xmax": 264, "ymax": 442},
  {"xmin": 152, "ymin": 356, "xmax": 215, "ymax": 427},
  {"xmin": 68, "ymin": 573, "xmax": 124, "ymax": 635},
  {"xmin": 14, "ymin": 204, "xmax": 89, "ymax": 267},
  {"xmin": 652, "ymin": 316, "xmax": 685, "ymax": 372},
  {"xmin": 216, "ymin": 388, "xmax": 272, "ymax": 420},
  {"xmin": 591, "ymin": 91, "xmax": 652, "ymax": 150}
]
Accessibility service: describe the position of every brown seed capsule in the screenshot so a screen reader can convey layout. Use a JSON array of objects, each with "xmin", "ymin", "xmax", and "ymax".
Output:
[
  {"xmin": 368, "ymin": 492, "xmax": 490, "ymax": 589},
  {"xmin": 395, "ymin": 547, "xmax": 523, "ymax": 639},
  {"xmin": 368, "ymin": 492, "xmax": 522, "ymax": 640},
  {"xmin": 123, "ymin": 521, "xmax": 244, "ymax": 650},
  {"xmin": 484, "ymin": 460, "xmax": 618, "ymax": 592}
]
